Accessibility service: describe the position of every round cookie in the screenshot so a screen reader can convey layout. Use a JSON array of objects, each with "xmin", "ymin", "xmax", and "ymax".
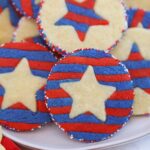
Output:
[
  {"xmin": 127, "ymin": 8, "xmax": 150, "ymax": 28},
  {"xmin": 0, "ymin": 42, "xmax": 57, "ymax": 131},
  {"xmin": 125, "ymin": 0, "xmax": 150, "ymax": 11},
  {"xmin": 38, "ymin": 0, "xmax": 127, "ymax": 53},
  {"xmin": 11, "ymin": 0, "xmax": 41, "ymax": 19},
  {"xmin": 111, "ymin": 28, "xmax": 150, "ymax": 115},
  {"xmin": 0, "ymin": 0, "xmax": 21, "ymax": 44},
  {"xmin": 13, "ymin": 17, "xmax": 39, "ymax": 42},
  {"xmin": 45, "ymin": 49, "xmax": 134, "ymax": 142}
]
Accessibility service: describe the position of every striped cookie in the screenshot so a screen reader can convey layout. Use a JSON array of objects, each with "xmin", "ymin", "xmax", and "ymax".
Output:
[
  {"xmin": 38, "ymin": 0, "xmax": 127, "ymax": 54},
  {"xmin": 111, "ymin": 28, "xmax": 150, "ymax": 115},
  {"xmin": 0, "ymin": 42, "xmax": 57, "ymax": 131},
  {"xmin": 45, "ymin": 49, "xmax": 134, "ymax": 142}
]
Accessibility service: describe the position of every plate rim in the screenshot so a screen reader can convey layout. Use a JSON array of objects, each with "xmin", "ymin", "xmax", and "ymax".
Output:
[{"xmin": 3, "ymin": 128, "xmax": 150, "ymax": 150}]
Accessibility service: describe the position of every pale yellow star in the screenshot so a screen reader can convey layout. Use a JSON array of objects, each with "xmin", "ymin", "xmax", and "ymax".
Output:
[
  {"xmin": 0, "ymin": 9, "xmax": 15, "ymax": 44},
  {"xmin": 0, "ymin": 126, "xmax": 5, "ymax": 150},
  {"xmin": 133, "ymin": 88, "xmax": 150, "ymax": 115},
  {"xmin": 14, "ymin": 17, "xmax": 39, "ymax": 42},
  {"xmin": 60, "ymin": 66, "xmax": 116, "ymax": 121},
  {"xmin": 0, "ymin": 58, "xmax": 46, "ymax": 112}
]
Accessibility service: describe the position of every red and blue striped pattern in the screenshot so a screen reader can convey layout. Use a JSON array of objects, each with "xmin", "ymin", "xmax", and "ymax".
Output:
[
  {"xmin": 123, "ymin": 43, "xmax": 150, "ymax": 94},
  {"xmin": 0, "ymin": 42, "xmax": 57, "ymax": 131},
  {"xmin": 45, "ymin": 49, "xmax": 134, "ymax": 142},
  {"xmin": 55, "ymin": 0, "xmax": 109, "ymax": 41},
  {"xmin": 12, "ymin": 0, "xmax": 40, "ymax": 19},
  {"xmin": 127, "ymin": 8, "xmax": 150, "ymax": 28},
  {"xmin": 0, "ymin": 0, "xmax": 20, "ymax": 26}
]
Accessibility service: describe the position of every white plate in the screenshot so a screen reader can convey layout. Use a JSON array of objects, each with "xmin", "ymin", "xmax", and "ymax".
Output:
[{"xmin": 2, "ymin": 116, "xmax": 150, "ymax": 150}]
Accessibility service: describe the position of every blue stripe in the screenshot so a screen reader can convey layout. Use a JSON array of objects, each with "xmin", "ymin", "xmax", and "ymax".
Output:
[
  {"xmin": 8, "ymin": 2, "xmax": 20, "ymax": 26},
  {"xmin": 53, "ymin": 114, "xmax": 129, "ymax": 124},
  {"xmin": 0, "ymin": 86, "xmax": 4, "ymax": 96},
  {"xmin": 68, "ymin": 132, "xmax": 109, "ymax": 141},
  {"xmin": 0, "ymin": 109, "xmax": 51, "ymax": 123},
  {"xmin": 74, "ymin": 49, "xmax": 112, "ymax": 58},
  {"xmin": 0, "ymin": 49, "xmax": 56, "ymax": 62},
  {"xmin": 143, "ymin": 12, "xmax": 150, "ymax": 28},
  {"xmin": 55, "ymin": 18, "xmax": 89, "ymax": 33},
  {"xmin": 47, "ymin": 98, "xmax": 72, "ymax": 107},
  {"xmin": 123, "ymin": 60, "xmax": 150, "ymax": 69},
  {"xmin": 52, "ymin": 64, "xmax": 127, "ymax": 75},
  {"xmin": 127, "ymin": 9, "xmax": 136, "ymax": 27},
  {"xmin": 0, "ymin": 0, "xmax": 8, "ymax": 8},
  {"xmin": 66, "ymin": 2, "xmax": 103, "ymax": 19},
  {"xmin": 36, "ymin": 89, "xmax": 44, "ymax": 101},
  {"xmin": 106, "ymin": 100, "xmax": 133, "ymax": 108},
  {"xmin": 133, "ymin": 78, "xmax": 150, "ymax": 88},
  {"xmin": 47, "ymin": 98, "xmax": 133, "ymax": 108}
]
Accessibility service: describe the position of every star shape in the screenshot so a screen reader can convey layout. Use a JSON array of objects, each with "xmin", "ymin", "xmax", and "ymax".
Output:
[
  {"xmin": 60, "ymin": 66, "xmax": 116, "ymax": 121},
  {"xmin": 14, "ymin": 17, "xmax": 39, "ymax": 42},
  {"xmin": 0, "ymin": 8, "xmax": 15, "ymax": 44},
  {"xmin": 124, "ymin": 43, "xmax": 150, "ymax": 114},
  {"xmin": 133, "ymin": 88, "xmax": 150, "ymax": 115},
  {"xmin": 0, "ymin": 58, "xmax": 46, "ymax": 112},
  {"xmin": 55, "ymin": 0, "xmax": 109, "ymax": 41}
]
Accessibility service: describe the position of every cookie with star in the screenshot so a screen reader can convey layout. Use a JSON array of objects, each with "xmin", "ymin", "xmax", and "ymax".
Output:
[
  {"xmin": 127, "ymin": 8, "xmax": 150, "ymax": 28},
  {"xmin": 45, "ymin": 49, "xmax": 134, "ymax": 142},
  {"xmin": 125, "ymin": 0, "xmax": 150, "ymax": 11},
  {"xmin": 38, "ymin": 0, "xmax": 127, "ymax": 54},
  {"xmin": 0, "ymin": 42, "xmax": 57, "ymax": 131},
  {"xmin": 11, "ymin": 0, "xmax": 41, "ymax": 19},
  {"xmin": 0, "ymin": 0, "xmax": 21, "ymax": 44},
  {"xmin": 13, "ymin": 17, "xmax": 39, "ymax": 42},
  {"xmin": 111, "ymin": 28, "xmax": 150, "ymax": 115}
]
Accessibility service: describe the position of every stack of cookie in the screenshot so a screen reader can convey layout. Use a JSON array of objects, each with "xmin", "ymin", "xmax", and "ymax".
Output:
[{"xmin": 0, "ymin": 0, "xmax": 149, "ymax": 144}]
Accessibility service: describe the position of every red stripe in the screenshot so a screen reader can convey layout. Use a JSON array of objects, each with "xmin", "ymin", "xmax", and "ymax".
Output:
[
  {"xmin": 129, "ymin": 68, "xmax": 150, "ymax": 79},
  {"xmin": 2, "ymin": 137, "xmax": 20, "ymax": 150},
  {"xmin": 128, "ymin": 52, "xmax": 144, "ymax": 61},
  {"xmin": 46, "ymin": 89, "xmax": 133, "ymax": 100},
  {"xmin": 50, "ymin": 106, "xmax": 131, "ymax": 117},
  {"xmin": 64, "ymin": 12, "xmax": 109, "ymax": 26},
  {"xmin": 143, "ymin": 89, "xmax": 150, "ymax": 94},
  {"xmin": 0, "ymin": 120, "xmax": 39, "ymax": 131},
  {"xmin": 131, "ymin": 9, "xmax": 145, "ymax": 27},
  {"xmin": 66, "ymin": 0, "xmax": 95, "ymax": 9},
  {"xmin": 76, "ymin": 30, "xmax": 86, "ymax": 41},
  {"xmin": 60, "ymin": 56, "xmax": 119, "ymax": 66},
  {"xmin": 109, "ymin": 90, "xmax": 134, "ymax": 100},
  {"xmin": 0, "ymin": 7, "xmax": 3, "ymax": 13},
  {"xmin": 3, "ymin": 42, "xmax": 48, "ymax": 51},
  {"xmin": 46, "ymin": 89, "xmax": 70, "ymax": 98},
  {"xmin": 49, "ymin": 72, "xmax": 130, "ymax": 82},
  {"xmin": 0, "ymin": 58, "xmax": 54, "ymax": 71},
  {"xmin": 21, "ymin": 0, "xmax": 33, "ymax": 17},
  {"xmin": 60, "ymin": 123, "xmax": 121, "ymax": 133}
]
